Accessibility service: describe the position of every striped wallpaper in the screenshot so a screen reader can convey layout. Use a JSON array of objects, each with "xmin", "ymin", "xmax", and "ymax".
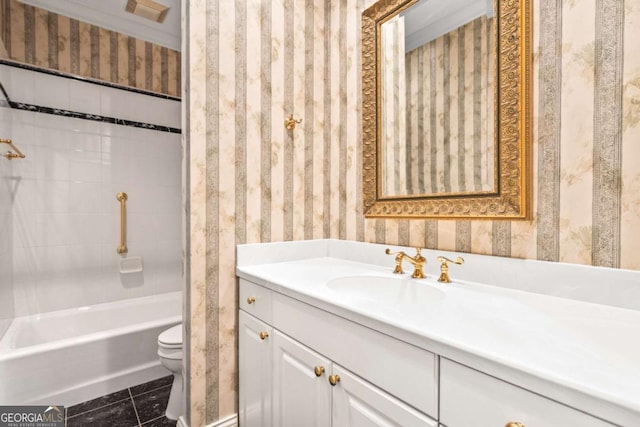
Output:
[
  {"xmin": 380, "ymin": 15, "xmax": 407, "ymax": 196},
  {"xmin": 0, "ymin": 0, "xmax": 180, "ymax": 97},
  {"xmin": 382, "ymin": 15, "xmax": 495, "ymax": 197},
  {"xmin": 189, "ymin": 0, "xmax": 640, "ymax": 425}
]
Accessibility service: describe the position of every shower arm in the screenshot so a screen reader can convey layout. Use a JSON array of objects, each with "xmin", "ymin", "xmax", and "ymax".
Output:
[{"xmin": 0, "ymin": 138, "xmax": 26, "ymax": 160}]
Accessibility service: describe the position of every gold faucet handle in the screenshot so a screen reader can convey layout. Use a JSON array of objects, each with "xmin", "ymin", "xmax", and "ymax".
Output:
[
  {"xmin": 385, "ymin": 248, "xmax": 405, "ymax": 274},
  {"xmin": 436, "ymin": 256, "xmax": 464, "ymax": 283}
]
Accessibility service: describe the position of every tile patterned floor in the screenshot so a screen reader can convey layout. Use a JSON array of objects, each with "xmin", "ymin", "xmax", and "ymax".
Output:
[{"xmin": 65, "ymin": 376, "xmax": 176, "ymax": 427}]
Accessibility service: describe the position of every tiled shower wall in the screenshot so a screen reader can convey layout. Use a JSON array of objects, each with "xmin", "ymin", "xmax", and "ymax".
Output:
[
  {"xmin": 187, "ymin": 0, "xmax": 640, "ymax": 425},
  {"xmin": 0, "ymin": 101, "xmax": 13, "ymax": 338},
  {"xmin": 0, "ymin": 0, "xmax": 181, "ymax": 97},
  {"xmin": 2, "ymin": 64, "xmax": 181, "ymax": 316}
]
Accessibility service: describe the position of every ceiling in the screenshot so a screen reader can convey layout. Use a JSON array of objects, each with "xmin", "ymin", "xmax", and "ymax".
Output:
[
  {"xmin": 402, "ymin": 0, "xmax": 493, "ymax": 52},
  {"xmin": 18, "ymin": 0, "xmax": 181, "ymax": 51}
]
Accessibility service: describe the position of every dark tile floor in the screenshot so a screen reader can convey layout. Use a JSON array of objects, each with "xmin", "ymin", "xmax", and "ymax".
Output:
[{"xmin": 65, "ymin": 376, "xmax": 176, "ymax": 427}]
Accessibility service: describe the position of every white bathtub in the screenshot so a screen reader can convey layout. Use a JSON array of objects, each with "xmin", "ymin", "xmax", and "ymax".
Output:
[{"xmin": 0, "ymin": 291, "xmax": 181, "ymax": 406}]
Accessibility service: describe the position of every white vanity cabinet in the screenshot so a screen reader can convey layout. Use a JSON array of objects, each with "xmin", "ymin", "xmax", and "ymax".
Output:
[
  {"xmin": 238, "ymin": 311, "xmax": 272, "ymax": 427},
  {"xmin": 237, "ymin": 240, "xmax": 640, "ymax": 427},
  {"xmin": 239, "ymin": 278, "xmax": 439, "ymax": 427},
  {"xmin": 440, "ymin": 359, "xmax": 615, "ymax": 427},
  {"xmin": 272, "ymin": 329, "xmax": 331, "ymax": 427},
  {"xmin": 332, "ymin": 365, "xmax": 438, "ymax": 427}
]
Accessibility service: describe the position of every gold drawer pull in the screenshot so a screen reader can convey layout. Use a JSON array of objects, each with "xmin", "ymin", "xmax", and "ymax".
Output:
[
  {"xmin": 259, "ymin": 331, "xmax": 269, "ymax": 340},
  {"xmin": 247, "ymin": 296, "xmax": 256, "ymax": 304},
  {"xmin": 314, "ymin": 366, "xmax": 325, "ymax": 377},
  {"xmin": 505, "ymin": 422, "xmax": 525, "ymax": 427},
  {"xmin": 328, "ymin": 374, "xmax": 340, "ymax": 386}
]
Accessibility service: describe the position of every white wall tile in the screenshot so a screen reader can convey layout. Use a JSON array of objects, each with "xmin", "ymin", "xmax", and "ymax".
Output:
[
  {"xmin": 0, "ymin": 118, "xmax": 14, "ymax": 333},
  {"xmin": 12, "ymin": 279, "xmax": 37, "ymax": 317},
  {"xmin": 68, "ymin": 116, "xmax": 101, "ymax": 134},
  {"xmin": 69, "ymin": 182, "xmax": 103, "ymax": 213},
  {"xmin": 36, "ymin": 146, "xmax": 70, "ymax": 181},
  {"xmin": 33, "ymin": 73, "xmax": 69, "ymax": 110},
  {"xmin": 69, "ymin": 79, "xmax": 101, "ymax": 116},
  {"xmin": 36, "ymin": 180, "xmax": 69, "ymax": 214},
  {"xmin": 0, "ymin": 64, "xmax": 11, "ymax": 88},
  {"xmin": 12, "ymin": 213, "xmax": 37, "ymax": 249},
  {"xmin": 68, "ymin": 150, "xmax": 102, "ymax": 182},
  {"xmin": 7, "ymin": 66, "xmax": 35, "ymax": 104},
  {"xmin": 11, "ymin": 109, "xmax": 35, "ymax": 125},
  {"xmin": 68, "ymin": 129, "xmax": 101, "ymax": 152},
  {"xmin": 4, "ymin": 66, "xmax": 182, "ymax": 316},
  {"xmin": 32, "ymin": 113, "xmax": 69, "ymax": 132},
  {"xmin": 10, "ymin": 120, "xmax": 36, "ymax": 148},
  {"xmin": 101, "ymin": 151, "xmax": 133, "ymax": 185},
  {"xmin": 153, "ymin": 98, "xmax": 182, "ymax": 129},
  {"xmin": 103, "ymin": 87, "xmax": 182, "ymax": 129},
  {"xmin": 12, "ymin": 247, "xmax": 38, "ymax": 283},
  {"xmin": 100, "ymin": 121, "xmax": 130, "ymax": 139}
]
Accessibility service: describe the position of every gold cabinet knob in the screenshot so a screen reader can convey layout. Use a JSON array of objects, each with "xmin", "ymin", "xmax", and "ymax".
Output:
[
  {"xmin": 314, "ymin": 366, "xmax": 325, "ymax": 377},
  {"xmin": 259, "ymin": 331, "xmax": 269, "ymax": 340},
  {"xmin": 328, "ymin": 374, "xmax": 341, "ymax": 386},
  {"xmin": 505, "ymin": 423, "xmax": 525, "ymax": 427},
  {"xmin": 247, "ymin": 296, "xmax": 256, "ymax": 304}
]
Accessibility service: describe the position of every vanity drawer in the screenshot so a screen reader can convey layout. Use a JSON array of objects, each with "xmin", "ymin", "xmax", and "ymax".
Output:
[
  {"xmin": 272, "ymin": 292, "xmax": 438, "ymax": 418},
  {"xmin": 440, "ymin": 359, "xmax": 615, "ymax": 427},
  {"xmin": 239, "ymin": 279, "xmax": 272, "ymax": 323}
]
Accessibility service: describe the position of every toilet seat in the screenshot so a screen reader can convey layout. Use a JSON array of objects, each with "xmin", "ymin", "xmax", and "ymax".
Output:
[{"xmin": 158, "ymin": 324, "xmax": 182, "ymax": 349}]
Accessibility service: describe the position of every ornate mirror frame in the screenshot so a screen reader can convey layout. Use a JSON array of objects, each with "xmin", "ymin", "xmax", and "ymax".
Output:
[{"xmin": 362, "ymin": 0, "xmax": 532, "ymax": 219}]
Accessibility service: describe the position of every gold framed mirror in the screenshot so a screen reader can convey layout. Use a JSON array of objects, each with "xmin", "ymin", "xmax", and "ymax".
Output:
[{"xmin": 362, "ymin": 0, "xmax": 532, "ymax": 219}]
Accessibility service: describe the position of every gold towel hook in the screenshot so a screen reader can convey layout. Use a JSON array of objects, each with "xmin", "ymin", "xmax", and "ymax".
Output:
[{"xmin": 284, "ymin": 114, "xmax": 302, "ymax": 130}]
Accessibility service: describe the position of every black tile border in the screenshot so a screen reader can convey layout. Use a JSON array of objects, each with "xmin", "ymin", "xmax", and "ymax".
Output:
[
  {"xmin": 0, "ymin": 61, "xmax": 181, "ymax": 134},
  {"xmin": 0, "ymin": 59, "xmax": 180, "ymax": 101},
  {"xmin": 10, "ymin": 101, "xmax": 181, "ymax": 134}
]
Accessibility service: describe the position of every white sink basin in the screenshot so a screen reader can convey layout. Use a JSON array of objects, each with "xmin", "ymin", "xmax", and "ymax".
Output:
[{"xmin": 325, "ymin": 275, "xmax": 445, "ymax": 305}]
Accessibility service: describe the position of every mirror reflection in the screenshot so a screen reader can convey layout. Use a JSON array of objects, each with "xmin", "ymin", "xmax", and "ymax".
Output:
[{"xmin": 380, "ymin": 0, "xmax": 496, "ymax": 198}]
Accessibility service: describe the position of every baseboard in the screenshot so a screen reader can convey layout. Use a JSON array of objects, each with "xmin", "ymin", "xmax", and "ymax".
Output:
[{"xmin": 178, "ymin": 413, "xmax": 238, "ymax": 427}]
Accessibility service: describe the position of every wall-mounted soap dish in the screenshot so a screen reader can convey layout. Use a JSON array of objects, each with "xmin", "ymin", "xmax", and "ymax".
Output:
[{"xmin": 119, "ymin": 256, "xmax": 143, "ymax": 274}]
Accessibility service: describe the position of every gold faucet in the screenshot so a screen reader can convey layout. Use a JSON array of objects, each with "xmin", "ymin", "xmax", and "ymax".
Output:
[
  {"xmin": 385, "ymin": 248, "xmax": 427, "ymax": 279},
  {"xmin": 437, "ymin": 256, "xmax": 464, "ymax": 283}
]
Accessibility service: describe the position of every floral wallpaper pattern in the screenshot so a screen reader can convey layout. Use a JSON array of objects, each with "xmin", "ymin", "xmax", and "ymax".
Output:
[{"xmin": 189, "ymin": 0, "xmax": 640, "ymax": 425}]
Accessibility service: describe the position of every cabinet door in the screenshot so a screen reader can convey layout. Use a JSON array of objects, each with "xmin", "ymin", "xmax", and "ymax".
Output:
[
  {"xmin": 239, "ymin": 311, "xmax": 272, "ymax": 427},
  {"xmin": 332, "ymin": 365, "xmax": 438, "ymax": 427},
  {"xmin": 440, "ymin": 359, "xmax": 615, "ymax": 427},
  {"xmin": 272, "ymin": 330, "xmax": 331, "ymax": 427}
]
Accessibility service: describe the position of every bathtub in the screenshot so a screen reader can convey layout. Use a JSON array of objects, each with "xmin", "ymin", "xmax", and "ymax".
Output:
[{"xmin": 0, "ymin": 291, "xmax": 181, "ymax": 406}]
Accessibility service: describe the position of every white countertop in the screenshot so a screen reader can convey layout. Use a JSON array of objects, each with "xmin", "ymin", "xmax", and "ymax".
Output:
[{"xmin": 236, "ymin": 240, "xmax": 640, "ymax": 426}]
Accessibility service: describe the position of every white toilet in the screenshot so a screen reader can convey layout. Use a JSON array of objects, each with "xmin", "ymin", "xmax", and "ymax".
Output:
[{"xmin": 158, "ymin": 323, "xmax": 183, "ymax": 420}]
